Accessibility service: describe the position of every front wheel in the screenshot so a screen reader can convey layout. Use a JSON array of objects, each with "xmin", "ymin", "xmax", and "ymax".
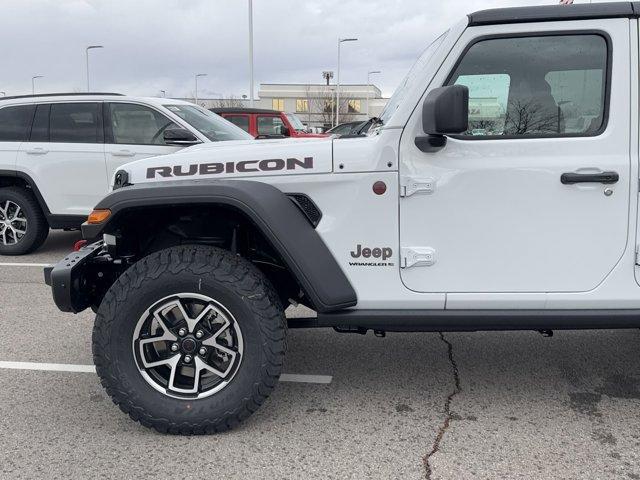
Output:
[{"xmin": 92, "ymin": 245, "xmax": 287, "ymax": 434}]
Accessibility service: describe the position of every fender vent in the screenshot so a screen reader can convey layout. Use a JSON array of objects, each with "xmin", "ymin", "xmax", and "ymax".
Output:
[{"xmin": 287, "ymin": 193, "xmax": 322, "ymax": 228}]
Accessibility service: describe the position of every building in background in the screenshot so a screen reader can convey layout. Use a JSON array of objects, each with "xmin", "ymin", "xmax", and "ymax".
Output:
[{"xmin": 179, "ymin": 82, "xmax": 388, "ymax": 131}]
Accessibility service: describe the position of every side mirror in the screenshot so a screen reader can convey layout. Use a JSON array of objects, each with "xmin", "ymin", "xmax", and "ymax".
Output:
[
  {"xmin": 416, "ymin": 85, "xmax": 469, "ymax": 152},
  {"xmin": 279, "ymin": 125, "xmax": 290, "ymax": 137},
  {"xmin": 163, "ymin": 128, "xmax": 200, "ymax": 146}
]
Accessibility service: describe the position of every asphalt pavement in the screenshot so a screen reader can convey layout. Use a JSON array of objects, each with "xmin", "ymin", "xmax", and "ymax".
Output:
[{"xmin": 1, "ymin": 230, "xmax": 640, "ymax": 479}]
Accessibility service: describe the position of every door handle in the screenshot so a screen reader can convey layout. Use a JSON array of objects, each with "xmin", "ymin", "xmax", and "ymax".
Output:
[
  {"xmin": 111, "ymin": 150, "xmax": 136, "ymax": 157},
  {"xmin": 561, "ymin": 171, "xmax": 619, "ymax": 185},
  {"xmin": 24, "ymin": 147, "xmax": 48, "ymax": 155}
]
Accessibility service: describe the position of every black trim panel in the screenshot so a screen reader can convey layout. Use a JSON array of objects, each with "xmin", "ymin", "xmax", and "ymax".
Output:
[
  {"xmin": 468, "ymin": 2, "xmax": 638, "ymax": 26},
  {"xmin": 291, "ymin": 309, "xmax": 640, "ymax": 332},
  {"xmin": 81, "ymin": 179, "xmax": 357, "ymax": 313}
]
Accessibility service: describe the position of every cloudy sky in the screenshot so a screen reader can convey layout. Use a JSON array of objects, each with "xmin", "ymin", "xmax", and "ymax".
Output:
[{"xmin": 1, "ymin": 0, "xmax": 600, "ymax": 99}]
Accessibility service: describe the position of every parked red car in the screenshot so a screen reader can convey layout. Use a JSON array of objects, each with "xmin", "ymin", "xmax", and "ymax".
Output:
[{"xmin": 211, "ymin": 108, "xmax": 327, "ymax": 139}]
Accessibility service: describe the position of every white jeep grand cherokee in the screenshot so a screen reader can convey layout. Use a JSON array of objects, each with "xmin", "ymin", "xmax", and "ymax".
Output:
[{"xmin": 0, "ymin": 93, "xmax": 251, "ymax": 254}]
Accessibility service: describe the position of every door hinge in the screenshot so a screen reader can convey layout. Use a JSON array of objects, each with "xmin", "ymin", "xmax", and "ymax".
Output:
[
  {"xmin": 401, "ymin": 247, "xmax": 436, "ymax": 268},
  {"xmin": 400, "ymin": 176, "xmax": 436, "ymax": 197}
]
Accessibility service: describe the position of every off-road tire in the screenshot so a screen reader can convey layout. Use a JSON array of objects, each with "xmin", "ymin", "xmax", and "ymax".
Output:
[
  {"xmin": 0, "ymin": 187, "xmax": 48, "ymax": 255},
  {"xmin": 92, "ymin": 244, "xmax": 287, "ymax": 434}
]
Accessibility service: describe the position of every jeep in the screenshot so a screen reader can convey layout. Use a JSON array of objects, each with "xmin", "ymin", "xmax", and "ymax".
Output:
[
  {"xmin": 211, "ymin": 107, "xmax": 328, "ymax": 139},
  {"xmin": 0, "ymin": 93, "xmax": 251, "ymax": 255},
  {"xmin": 46, "ymin": 2, "xmax": 640, "ymax": 434}
]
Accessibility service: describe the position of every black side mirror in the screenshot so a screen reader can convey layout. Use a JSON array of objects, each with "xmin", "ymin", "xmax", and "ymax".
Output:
[
  {"xmin": 416, "ymin": 85, "xmax": 469, "ymax": 152},
  {"xmin": 163, "ymin": 128, "xmax": 200, "ymax": 146},
  {"xmin": 279, "ymin": 125, "xmax": 290, "ymax": 137}
]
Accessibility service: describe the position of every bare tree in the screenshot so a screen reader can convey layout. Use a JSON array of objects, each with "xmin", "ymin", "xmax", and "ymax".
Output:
[
  {"xmin": 213, "ymin": 96, "xmax": 246, "ymax": 108},
  {"xmin": 504, "ymin": 99, "xmax": 560, "ymax": 135}
]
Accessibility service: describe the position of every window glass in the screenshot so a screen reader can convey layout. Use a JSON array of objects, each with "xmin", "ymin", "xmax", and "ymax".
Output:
[
  {"xmin": 257, "ymin": 116, "xmax": 285, "ymax": 136},
  {"xmin": 285, "ymin": 113, "xmax": 305, "ymax": 131},
  {"xmin": 272, "ymin": 98, "xmax": 284, "ymax": 111},
  {"xmin": 0, "ymin": 105, "xmax": 35, "ymax": 142},
  {"xmin": 164, "ymin": 104, "xmax": 251, "ymax": 141},
  {"xmin": 296, "ymin": 99, "xmax": 308, "ymax": 112},
  {"xmin": 110, "ymin": 103, "xmax": 178, "ymax": 145},
  {"xmin": 50, "ymin": 103, "xmax": 100, "ymax": 143},
  {"xmin": 348, "ymin": 99, "xmax": 361, "ymax": 113},
  {"xmin": 224, "ymin": 115, "xmax": 250, "ymax": 132},
  {"xmin": 447, "ymin": 34, "xmax": 607, "ymax": 137}
]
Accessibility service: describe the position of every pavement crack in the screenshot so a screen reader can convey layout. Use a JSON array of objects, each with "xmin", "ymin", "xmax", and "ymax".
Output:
[{"xmin": 423, "ymin": 332, "xmax": 461, "ymax": 480}]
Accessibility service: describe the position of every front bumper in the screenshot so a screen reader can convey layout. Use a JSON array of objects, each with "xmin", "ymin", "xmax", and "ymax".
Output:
[{"xmin": 44, "ymin": 241, "xmax": 106, "ymax": 313}]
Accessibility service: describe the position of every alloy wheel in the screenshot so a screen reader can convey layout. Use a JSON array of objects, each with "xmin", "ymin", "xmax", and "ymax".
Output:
[
  {"xmin": 132, "ymin": 293, "xmax": 244, "ymax": 399},
  {"xmin": 0, "ymin": 200, "xmax": 28, "ymax": 246}
]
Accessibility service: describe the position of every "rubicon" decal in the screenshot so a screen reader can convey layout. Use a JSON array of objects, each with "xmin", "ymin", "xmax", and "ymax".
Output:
[{"xmin": 146, "ymin": 157, "xmax": 314, "ymax": 179}]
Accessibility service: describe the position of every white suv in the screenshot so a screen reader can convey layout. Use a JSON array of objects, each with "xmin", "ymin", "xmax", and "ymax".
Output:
[{"xmin": 0, "ymin": 93, "xmax": 251, "ymax": 254}]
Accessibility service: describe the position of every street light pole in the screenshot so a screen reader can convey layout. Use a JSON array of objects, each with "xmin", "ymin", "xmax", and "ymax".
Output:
[
  {"xmin": 86, "ymin": 45, "xmax": 104, "ymax": 92},
  {"xmin": 248, "ymin": 0, "xmax": 254, "ymax": 107},
  {"xmin": 336, "ymin": 37, "xmax": 358, "ymax": 127},
  {"xmin": 366, "ymin": 70, "xmax": 381, "ymax": 118},
  {"xmin": 31, "ymin": 75, "xmax": 43, "ymax": 94},
  {"xmin": 195, "ymin": 73, "xmax": 207, "ymax": 105}
]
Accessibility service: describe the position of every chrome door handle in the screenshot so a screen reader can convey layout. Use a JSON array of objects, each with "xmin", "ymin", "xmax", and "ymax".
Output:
[
  {"xmin": 111, "ymin": 150, "xmax": 136, "ymax": 157},
  {"xmin": 25, "ymin": 147, "xmax": 49, "ymax": 155}
]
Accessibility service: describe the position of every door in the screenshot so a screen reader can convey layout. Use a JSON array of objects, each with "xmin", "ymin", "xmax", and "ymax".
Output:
[
  {"xmin": 104, "ymin": 102, "xmax": 183, "ymax": 182},
  {"xmin": 17, "ymin": 102, "xmax": 107, "ymax": 216},
  {"xmin": 399, "ymin": 20, "xmax": 631, "ymax": 294}
]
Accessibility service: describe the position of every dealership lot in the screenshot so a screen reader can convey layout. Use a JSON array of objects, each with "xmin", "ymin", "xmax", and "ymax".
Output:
[{"xmin": 0, "ymin": 231, "xmax": 639, "ymax": 479}]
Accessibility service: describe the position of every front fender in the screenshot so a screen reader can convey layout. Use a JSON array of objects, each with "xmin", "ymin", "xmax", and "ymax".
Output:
[{"xmin": 82, "ymin": 179, "xmax": 357, "ymax": 312}]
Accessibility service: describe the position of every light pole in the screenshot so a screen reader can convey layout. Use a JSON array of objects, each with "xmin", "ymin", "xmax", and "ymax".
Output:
[
  {"xmin": 86, "ymin": 45, "xmax": 104, "ymax": 92},
  {"xmin": 195, "ymin": 73, "xmax": 207, "ymax": 105},
  {"xmin": 31, "ymin": 75, "xmax": 43, "ymax": 94},
  {"xmin": 336, "ymin": 37, "xmax": 358, "ymax": 127},
  {"xmin": 366, "ymin": 70, "xmax": 381, "ymax": 118},
  {"xmin": 248, "ymin": 0, "xmax": 254, "ymax": 107}
]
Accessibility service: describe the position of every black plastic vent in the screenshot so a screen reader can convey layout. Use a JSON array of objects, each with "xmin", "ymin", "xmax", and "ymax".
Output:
[{"xmin": 287, "ymin": 193, "xmax": 322, "ymax": 228}]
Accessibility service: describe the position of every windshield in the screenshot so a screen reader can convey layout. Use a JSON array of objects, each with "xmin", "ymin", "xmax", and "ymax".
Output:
[
  {"xmin": 285, "ymin": 113, "xmax": 306, "ymax": 131},
  {"xmin": 163, "ymin": 104, "xmax": 252, "ymax": 141},
  {"xmin": 378, "ymin": 31, "xmax": 448, "ymax": 125}
]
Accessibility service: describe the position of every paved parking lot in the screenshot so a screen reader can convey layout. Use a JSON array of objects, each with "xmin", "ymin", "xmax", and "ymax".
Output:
[{"xmin": 2, "ymin": 231, "xmax": 640, "ymax": 479}]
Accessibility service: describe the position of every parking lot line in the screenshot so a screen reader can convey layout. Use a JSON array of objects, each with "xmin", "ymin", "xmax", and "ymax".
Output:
[
  {"xmin": 0, "ymin": 361, "xmax": 333, "ymax": 384},
  {"xmin": 0, "ymin": 262, "xmax": 52, "ymax": 267}
]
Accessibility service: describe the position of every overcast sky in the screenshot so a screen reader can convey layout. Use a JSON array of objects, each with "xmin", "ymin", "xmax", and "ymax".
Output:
[{"xmin": 0, "ymin": 0, "xmax": 602, "ymax": 99}]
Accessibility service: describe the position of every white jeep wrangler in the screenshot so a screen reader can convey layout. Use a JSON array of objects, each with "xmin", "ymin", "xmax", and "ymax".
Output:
[
  {"xmin": 0, "ymin": 93, "xmax": 250, "ymax": 254},
  {"xmin": 46, "ymin": 2, "xmax": 640, "ymax": 434}
]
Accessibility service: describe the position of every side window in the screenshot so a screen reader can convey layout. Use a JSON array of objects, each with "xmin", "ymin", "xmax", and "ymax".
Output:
[
  {"xmin": 257, "ymin": 115, "xmax": 284, "ymax": 136},
  {"xmin": 109, "ymin": 103, "xmax": 179, "ymax": 145},
  {"xmin": 0, "ymin": 105, "xmax": 35, "ymax": 142},
  {"xmin": 50, "ymin": 103, "xmax": 100, "ymax": 143},
  {"xmin": 224, "ymin": 115, "xmax": 250, "ymax": 133},
  {"xmin": 447, "ymin": 34, "xmax": 608, "ymax": 137}
]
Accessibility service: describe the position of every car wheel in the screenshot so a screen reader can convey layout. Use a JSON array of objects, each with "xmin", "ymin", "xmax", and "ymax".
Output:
[
  {"xmin": 92, "ymin": 244, "xmax": 287, "ymax": 434},
  {"xmin": 0, "ymin": 187, "xmax": 49, "ymax": 255}
]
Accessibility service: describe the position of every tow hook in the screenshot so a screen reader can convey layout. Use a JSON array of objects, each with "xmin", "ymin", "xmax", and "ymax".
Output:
[{"xmin": 538, "ymin": 329, "xmax": 553, "ymax": 337}]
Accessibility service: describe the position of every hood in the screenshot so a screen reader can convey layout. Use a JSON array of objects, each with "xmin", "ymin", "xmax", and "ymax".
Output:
[{"xmin": 120, "ymin": 136, "xmax": 334, "ymax": 185}]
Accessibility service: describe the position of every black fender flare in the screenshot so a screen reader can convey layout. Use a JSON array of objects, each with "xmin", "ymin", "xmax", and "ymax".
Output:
[{"xmin": 82, "ymin": 179, "xmax": 357, "ymax": 312}]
